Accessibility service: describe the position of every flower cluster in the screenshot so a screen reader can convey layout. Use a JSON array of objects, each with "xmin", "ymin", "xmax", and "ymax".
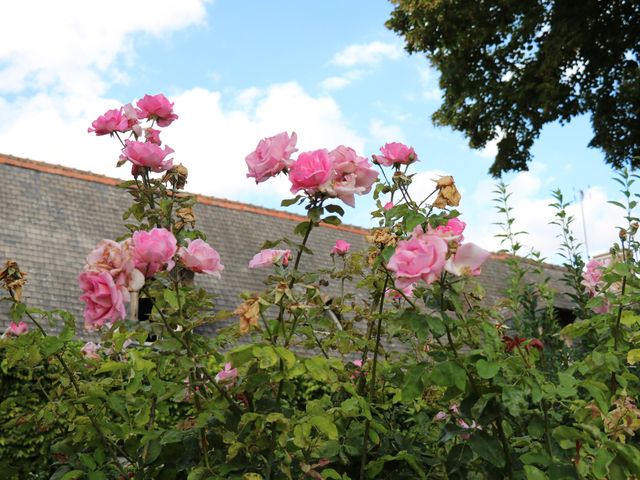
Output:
[
  {"xmin": 246, "ymin": 133, "xmax": 378, "ymax": 208},
  {"xmin": 88, "ymin": 93, "xmax": 178, "ymax": 175},
  {"xmin": 80, "ymin": 227, "xmax": 223, "ymax": 330},
  {"xmin": 581, "ymin": 257, "xmax": 612, "ymax": 314},
  {"xmin": 387, "ymin": 217, "xmax": 490, "ymax": 290}
]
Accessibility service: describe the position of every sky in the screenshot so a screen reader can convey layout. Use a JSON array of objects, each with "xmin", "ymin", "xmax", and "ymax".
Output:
[{"xmin": 0, "ymin": 0, "xmax": 629, "ymax": 263}]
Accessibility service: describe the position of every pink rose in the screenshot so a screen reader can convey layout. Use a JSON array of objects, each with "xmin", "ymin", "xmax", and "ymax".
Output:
[
  {"xmin": 132, "ymin": 228, "xmax": 177, "ymax": 277},
  {"xmin": 386, "ymin": 283, "xmax": 415, "ymax": 300},
  {"xmin": 215, "ymin": 362, "xmax": 238, "ymax": 385},
  {"xmin": 582, "ymin": 258, "xmax": 609, "ymax": 295},
  {"xmin": 248, "ymin": 249, "xmax": 291, "ymax": 268},
  {"xmin": 373, "ymin": 142, "xmax": 418, "ymax": 167},
  {"xmin": 326, "ymin": 146, "xmax": 378, "ymax": 207},
  {"xmin": 88, "ymin": 108, "xmax": 130, "ymax": 136},
  {"xmin": 85, "ymin": 239, "xmax": 144, "ymax": 292},
  {"xmin": 81, "ymin": 341, "xmax": 101, "ymax": 360},
  {"xmin": 136, "ymin": 93, "xmax": 179, "ymax": 127},
  {"xmin": 5, "ymin": 321, "xmax": 28, "ymax": 336},
  {"xmin": 430, "ymin": 217, "xmax": 466, "ymax": 242},
  {"xmin": 122, "ymin": 103, "xmax": 143, "ymax": 137},
  {"xmin": 79, "ymin": 271, "xmax": 128, "ymax": 331},
  {"xmin": 445, "ymin": 242, "xmax": 490, "ymax": 276},
  {"xmin": 178, "ymin": 239, "xmax": 224, "ymax": 278},
  {"xmin": 331, "ymin": 239, "xmax": 351, "ymax": 256},
  {"xmin": 387, "ymin": 235, "xmax": 448, "ymax": 288},
  {"xmin": 246, "ymin": 132, "xmax": 298, "ymax": 183},
  {"xmin": 383, "ymin": 201, "xmax": 394, "ymax": 211},
  {"xmin": 144, "ymin": 128, "xmax": 162, "ymax": 145},
  {"xmin": 121, "ymin": 140, "xmax": 174, "ymax": 173},
  {"xmin": 288, "ymin": 149, "xmax": 333, "ymax": 194}
]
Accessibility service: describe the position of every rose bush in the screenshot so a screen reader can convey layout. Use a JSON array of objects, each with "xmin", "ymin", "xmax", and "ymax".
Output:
[{"xmin": 2, "ymin": 94, "xmax": 640, "ymax": 480}]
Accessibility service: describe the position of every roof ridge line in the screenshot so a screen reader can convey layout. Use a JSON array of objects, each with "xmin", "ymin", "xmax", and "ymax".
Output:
[{"xmin": 0, "ymin": 153, "xmax": 368, "ymax": 235}]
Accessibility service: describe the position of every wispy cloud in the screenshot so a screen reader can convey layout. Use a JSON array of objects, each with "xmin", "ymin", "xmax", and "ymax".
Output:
[{"xmin": 330, "ymin": 41, "xmax": 403, "ymax": 68}]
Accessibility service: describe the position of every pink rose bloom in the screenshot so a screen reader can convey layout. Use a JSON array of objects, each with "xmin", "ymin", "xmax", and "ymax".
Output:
[
  {"xmin": 121, "ymin": 140, "xmax": 174, "ymax": 173},
  {"xmin": 5, "ymin": 321, "xmax": 28, "ymax": 336},
  {"xmin": 178, "ymin": 239, "xmax": 224, "ymax": 278},
  {"xmin": 386, "ymin": 283, "xmax": 415, "ymax": 300},
  {"xmin": 215, "ymin": 362, "xmax": 238, "ymax": 385},
  {"xmin": 79, "ymin": 271, "xmax": 128, "ymax": 331},
  {"xmin": 81, "ymin": 341, "xmax": 101, "ymax": 360},
  {"xmin": 445, "ymin": 242, "xmax": 490, "ymax": 276},
  {"xmin": 85, "ymin": 239, "xmax": 144, "ymax": 292},
  {"xmin": 248, "ymin": 249, "xmax": 291, "ymax": 268},
  {"xmin": 288, "ymin": 149, "xmax": 334, "ymax": 194},
  {"xmin": 430, "ymin": 217, "xmax": 466, "ymax": 242},
  {"xmin": 582, "ymin": 258, "xmax": 609, "ymax": 295},
  {"xmin": 331, "ymin": 239, "xmax": 351, "ymax": 256},
  {"xmin": 132, "ymin": 228, "xmax": 177, "ymax": 277},
  {"xmin": 383, "ymin": 201, "xmax": 394, "ymax": 211},
  {"xmin": 123, "ymin": 103, "xmax": 143, "ymax": 137},
  {"xmin": 373, "ymin": 142, "xmax": 418, "ymax": 167},
  {"xmin": 246, "ymin": 131, "xmax": 298, "ymax": 183},
  {"xmin": 387, "ymin": 235, "xmax": 448, "ymax": 288},
  {"xmin": 326, "ymin": 146, "xmax": 379, "ymax": 207},
  {"xmin": 144, "ymin": 128, "xmax": 162, "ymax": 145},
  {"xmin": 434, "ymin": 411, "xmax": 449, "ymax": 422},
  {"xmin": 88, "ymin": 108, "xmax": 130, "ymax": 136},
  {"xmin": 136, "ymin": 93, "xmax": 179, "ymax": 127},
  {"xmin": 592, "ymin": 297, "xmax": 612, "ymax": 315}
]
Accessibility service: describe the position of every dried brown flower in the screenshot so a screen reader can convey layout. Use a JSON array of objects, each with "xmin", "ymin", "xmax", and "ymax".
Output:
[
  {"xmin": 366, "ymin": 227, "xmax": 397, "ymax": 248},
  {"xmin": 162, "ymin": 163, "xmax": 189, "ymax": 190},
  {"xmin": 175, "ymin": 207, "xmax": 196, "ymax": 230},
  {"xmin": 235, "ymin": 297, "xmax": 260, "ymax": 334},
  {"xmin": 433, "ymin": 175, "xmax": 461, "ymax": 209},
  {"xmin": 0, "ymin": 260, "xmax": 27, "ymax": 301}
]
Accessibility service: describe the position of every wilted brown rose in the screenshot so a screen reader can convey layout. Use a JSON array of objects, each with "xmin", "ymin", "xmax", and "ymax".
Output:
[
  {"xmin": 0, "ymin": 260, "xmax": 27, "ymax": 301},
  {"xmin": 235, "ymin": 297, "xmax": 260, "ymax": 334},
  {"xmin": 175, "ymin": 207, "xmax": 196, "ymax": 230},
  {"xmin": 433, "ymin": 175, "xmax": 461, "ymax": 209},
  {"xmin": 366, "ymin": 228, "xmax": 397, "ymax": 248},
  {"xmin": 162, "ymin": 163, "xmax": 189, "ymax": 190}
]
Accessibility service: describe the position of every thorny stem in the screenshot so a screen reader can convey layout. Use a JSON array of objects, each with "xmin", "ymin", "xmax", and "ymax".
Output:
[
  {"xmin": 11, "ymin": 294, "xmax": 131, "ymax": 474},
  {"xmin": 610, "ymin": 238, "xmax": 628, "ymax": 394},
  {"xmin": 494, "ymin": 415, "xmax": 515, "ymax": 480}
]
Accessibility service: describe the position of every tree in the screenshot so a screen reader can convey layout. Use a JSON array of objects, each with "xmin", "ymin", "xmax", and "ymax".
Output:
[{"xmin": 386, "ymin": 0, "xmax": 640, "ymax": 176}]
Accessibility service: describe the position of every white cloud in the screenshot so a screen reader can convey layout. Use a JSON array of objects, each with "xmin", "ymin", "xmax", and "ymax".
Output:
[
  {"xmin": 463, "ymin": 167, "xmax": 620, "ymax": 260},
  {"xmin": 0, "ymin": 0, "xmax": 209, "ymax": 94},
  {"xmin": 320, "ymin": 70, "xmax": 364, "ymax": 91},
  {"xmin": 330, "ymin": 41, "xmax": 403, "ymax": 68},
  {"xmin": 417, "ymin": 66, "xmax": 442, "ymax": 101},
  {"xmin": 477, "ymin": 127, "xmax": 504, "ymax": 159},
  {"xmin": 369, "ymin": 119, "xmax": 406, "ymax": 145}
]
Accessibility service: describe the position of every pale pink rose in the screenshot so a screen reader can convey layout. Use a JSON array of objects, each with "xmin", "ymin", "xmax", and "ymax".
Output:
[
  {"xmin": 248, "ymin": 249, "xmax": 291, "ymax": 268},
  {"xmin": 81, "ymin": 341, "xmax": 101, "ymax": 360},
  {"xmin": 136, "ymin": 93, "xmax": 179, "ymax": 127},
  {"xmin": 383, "ymin": 201, "xmax": 394, "ymax": 211},
  {"xmin": 132, "ymin": 228, "xmax": 177, "ymax": 277},
  {"xmin": 178, "ymin": 239, "xmax": 224, "ymax": 278},
  {"xmin": 387, "ymin": 235, "xmax": 448, "ymax": 288},
  {"xmin": 430, "ymin": 217, "xmax": 466, "ymax": 242},
  {"xmin": 582, "ymin": 258, "xmax": 609, "ymax": 295},
  {"xmin": 288, "ymin": 149, "xmax": 334, "ymax": 194},
  {"xmin": 122, "ymin": 103, "xmax": 143, "ymax": 137},
  {"xmin": 121, "ymin": 140, "xmax": 174, "ymax": 173},
  {"xmin": 246, "ymin": 132, "xmax": 298, "ymax": 183},
  {"xmin": 85, "ymin": 239, "xmax": 144, "ymax": 292},
  {"xmin": 445, "ymin": 242, "xmax": 490, "ymax": 276},
  {"xmin": 79, "ymin": 271, "xmax": 128, "ymax": 331},
  {"xmin": 144, "ymin": 128, "xmax": 162, "ymax": 145},
  {"xmin": 215, "ymin": 362, "xmax": 238, "ymax": 385},
  {"xmin": 386, "ymin": 283, "xmax": 415, "ymax": 300},
  {"xmin": 326, "ymin": 146, "xmax": 378, "ymax": 207},
  {"xmin": 5, "ymin": 321, "xmax": 28, "ymax": 336},
  {"xmin": 331, "ymin": 239, "xmax": 351, "ymax": 256},
  {"xmin": 373, "ymin": 142, "xmax": 418, "ymax": 166},
  {"xmin": 434, "ymin": 411, "xmax": 449, "ymax": 422},
  {"xmin": 88, "ymin": 108, "xmax": 130, "ymax": 136}
]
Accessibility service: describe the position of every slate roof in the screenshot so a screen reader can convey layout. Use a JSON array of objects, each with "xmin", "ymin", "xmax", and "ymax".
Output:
[{"xmin": 0, "ymin": 154, "xmax": 574, "ymax": 338}]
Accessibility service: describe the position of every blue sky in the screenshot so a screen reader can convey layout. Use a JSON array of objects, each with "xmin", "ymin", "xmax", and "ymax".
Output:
[{"xmin": 0, "ymin": 0, "xmax": 626, "ymax": 261}]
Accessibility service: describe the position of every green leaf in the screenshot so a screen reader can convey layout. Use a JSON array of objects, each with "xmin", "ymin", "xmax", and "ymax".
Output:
[
  {"xmin": 163, "ymin": 289, "xmax": 179, "ymax": 309},
  {"xmin": 523, "ymin": 465, "xmax": 547, "ymax": 480},
  {"xmin": 401, "ymin": 363, "xmax": 426, "ymax": 402},
  {"xmin": 468, "ymin": 431, "xmax": 505, "ymax": 467},
  {"xmin": 628, "ymin": 349, "xmax": 640, "ymax": 365},
  {"xmin": 187, "ymin": 467, "xmax": 209, "ymax": 480},
  {"xmin": 294, "ymin": 221, "xmax": 311, "ymax": 236},
  {"xmin": 325, "ymin": 204, "xmax": 345, "ymax": 216},
  {"xmin": 429, "ymin": 360, "xmax": 467, "ymax": 391},
  {"xmin": 41, "ymin": 336, "xmax": 65, "ymax": 356},
  {"xmin": 310, "ymin": 415, "xmax": 339, "ymax": 440},
  {"xmin": 281, "ymin": 195, "xmax": 302, "ymax": 207},
  {"xmin": 405, "ymin": 211, "xmax": 426, "ymax": 231},
  {"xmin": 520, "ymin": 451, "xmax": 551, "ymax": 466},
  {"xmin": 60, "ymin": 471, "xmax": 84, "ymax": 480},
  {"xmin": 275, "ymin": 346, "xmax": 296, "ymax": 369},
  {"xmin": 253, "ymin": 345, "xmax": 279, "ymax": 369},
  {"xmin": 321, "ymin": 215, "xmax": 342, "ymax": 226},
  {"xmin": 228, "ymin": 344, "xmax": 255, "ymax": 367},
  {"xmin": 621, "ymin": 311, "xmax": 640, "ymax": 326},
  {"xmin": 475, "ymin": 359, "xmax": 500, "ymax": 379}
]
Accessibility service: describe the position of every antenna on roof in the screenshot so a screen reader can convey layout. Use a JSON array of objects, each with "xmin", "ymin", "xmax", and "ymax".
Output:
[{"xmin": 579, "ymin": 189, "xmax": 590, "ymax": 259}]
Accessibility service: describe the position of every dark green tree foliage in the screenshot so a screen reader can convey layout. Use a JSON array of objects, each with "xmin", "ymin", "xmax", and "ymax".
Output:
[{"xmin": 386, "ymin": 0, "xmax": 640, "ymax": 176}]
